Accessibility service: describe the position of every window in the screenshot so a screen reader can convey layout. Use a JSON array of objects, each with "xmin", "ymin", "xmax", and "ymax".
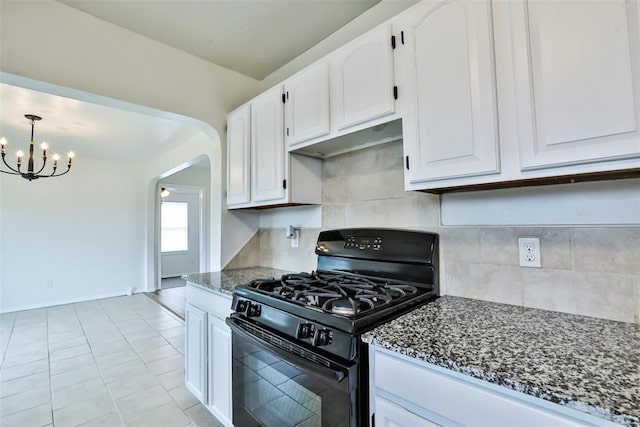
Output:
[{"xmin": 161, "ymin": 202, "xmax": 189, "ymax": 252}]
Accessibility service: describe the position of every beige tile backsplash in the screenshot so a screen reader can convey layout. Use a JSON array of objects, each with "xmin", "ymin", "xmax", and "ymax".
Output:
[{"xmin": 228, "ymin": 141, "xmax": 640, "ymax": 323}]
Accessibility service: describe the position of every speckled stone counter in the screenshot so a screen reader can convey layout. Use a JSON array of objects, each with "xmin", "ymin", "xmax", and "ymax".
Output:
[
  {"xmin": 183, "ymin": 267, "xmax": 295, "ymax": 297},
  {"xmin": 362, "ymin": 296, "xmax": 640, "ymax": 426}
]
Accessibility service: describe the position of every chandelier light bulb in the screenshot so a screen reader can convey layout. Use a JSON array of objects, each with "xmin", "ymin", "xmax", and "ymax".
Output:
[
  {"xmin": 16, "ymin": 150, "xmax": 24, "ymax": 158},
  {"xmin": 68, "ymin": 151, "xmax": 75, "ymax": 159},
  {"xmin": 53, "ymin": 153, "xmax": 60, "ymax": 161},
  {"xmin": 0, "ymin": 137, "xmax": 7, "ymax": 146},
  {"xmin": 41, "ymin": 142, "xmax": 48, "ymax": 150}
]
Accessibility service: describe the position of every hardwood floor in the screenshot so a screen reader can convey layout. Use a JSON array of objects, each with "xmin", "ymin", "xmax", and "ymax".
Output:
[{"xmin": 145, "ymin": 286, "xmax": 186, "ymax": 320}]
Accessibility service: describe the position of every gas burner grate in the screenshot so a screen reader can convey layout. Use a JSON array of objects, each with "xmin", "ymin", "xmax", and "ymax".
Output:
[{"xmin": 248, "ymin": 271, "xmax": 418, "ymax": 317}]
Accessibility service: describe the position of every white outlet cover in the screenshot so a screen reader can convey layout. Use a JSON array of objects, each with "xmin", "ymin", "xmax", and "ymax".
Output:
[{"xmin": 518, "ymin": 237, "xmax": 541, "ymax": 268}]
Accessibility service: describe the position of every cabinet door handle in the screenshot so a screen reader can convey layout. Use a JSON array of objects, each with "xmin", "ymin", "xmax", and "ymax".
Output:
[{"xmin": 405, "ymin": 155, "xmax": 410, "ymax": 170}]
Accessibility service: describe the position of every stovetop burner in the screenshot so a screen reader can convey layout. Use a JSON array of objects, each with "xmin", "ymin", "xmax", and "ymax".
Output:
[{"xmin": 248, "ymin": 271, "xmax": 418, "ymax": 318}]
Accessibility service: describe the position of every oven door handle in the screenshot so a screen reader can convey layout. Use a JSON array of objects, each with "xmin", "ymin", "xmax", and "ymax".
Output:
[{"xmin": 226, "ymin": 317, "xmax": 349, "ymax": 385}]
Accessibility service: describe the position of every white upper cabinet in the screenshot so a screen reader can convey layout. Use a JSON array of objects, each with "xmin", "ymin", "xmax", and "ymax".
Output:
[
  {"xmin": 503, "ymin": 0, "xmax": 640, "ymax": 170},
  {"xmin": 284, "ymin": 60, "xmax": 330, "ymax": 147},
  {"xmin": 330, "ymin": 24, "xmax": 396, "ymax": 131},
  {"xmin": 226, "ymin": 85, "xmax": 323, "ymax": 210},
  {"xmin": 398, "ymin": 0, "xmax": 500, "ymax": 186},
  {"xmin": 226, "ymin": 104, "xmax": 251, "ymax": 207},
  {"xmin": 251, "ymin": 86, "xmax": 286, "ymax": 204}
]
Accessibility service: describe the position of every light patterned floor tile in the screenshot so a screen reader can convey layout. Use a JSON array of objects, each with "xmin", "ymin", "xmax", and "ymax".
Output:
[
  {"xmin": 126, "ymin": 401, "xmax": 191, "ymax": 427},
  {"xmin": 0, "ymin": 358, "xmax": 48, "ymax": 382},
  {"xmin": 169, "ymin": 385, "xmax": 199, "ymax": 410},
  {"xmin": 0, "ymin": 402, "xmax": 52, "ymax": 427},
  {"xmin": 184, "ymin": 403, "xmax": 224, "ymax": 427},
  {"xmin": 114, "ymin": 385, "xmax": 172, "ymax": 420},
  {"xmin": 0, "ymin": 385, "xmax": 50, "ymax": 417},
  {"xmin": 52, "ymin": 378, "xmax": 110, "ymax": 410},
  {"xmin": 158, "ymin": 367, "xmax": 185, "ymax": 391},
  {"xmin": 77, "ymin": 411, "xmax": 124, "ymax": 427},
  {"xmin": 50, "ymin": 353, "xmax": 96, "ymax": 376},
  {"xmin": 51, "ymin": 365, "xmax": 101, "ymax": 390},
  {"xmin": 106, "ymin": 372, "xmax": 161, "ymax": 400},
  {"xmin": 138, "ymin": 344, "xmax": 180, "ymax": 364},
  {"xmin": 146, "ymin": 354, "xmax": 184, "ymax": 376},
  {"xmin": 53, "ymin": 393, "xmax": 116, "ymax": 427},
  {"xmin": 0, "ymin": 371, "xmax": 49, "ymax": 398}
]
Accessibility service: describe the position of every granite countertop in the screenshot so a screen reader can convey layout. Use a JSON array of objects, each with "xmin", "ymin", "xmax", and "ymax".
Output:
[
  {"xmin": 183, "ymin": 267, "xmax": 295, "ymax": 297},
  {"xmin": 363, "ymin": 296, "xmax": 640, "ymax": 426}
]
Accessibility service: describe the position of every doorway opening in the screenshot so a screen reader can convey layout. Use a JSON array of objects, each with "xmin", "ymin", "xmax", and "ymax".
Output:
[{"xmin": 159, "ymin": 187, "xmax": 203, "ymax": 289}]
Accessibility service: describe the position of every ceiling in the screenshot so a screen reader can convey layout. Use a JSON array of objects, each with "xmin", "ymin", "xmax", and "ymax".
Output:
[
  {"xmin": 0, "ymin": 83, "xmax": 200, "ymax": 162},
  {"xmin": 58, "ymin": 0, "xmax": 387, "ymax": 80}
]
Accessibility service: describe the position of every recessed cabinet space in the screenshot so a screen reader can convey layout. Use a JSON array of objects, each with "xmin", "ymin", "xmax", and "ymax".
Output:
[
  {"xmin": 504, "ymin": 0, "xmax": 640, "ymax": 170},
  {"xmin": 226, "ymin": 85, "xmax": 322, "ymax": 210},
  {"xmin": 284, "ymin": 60, "xmax": 330, "ymax": 147},
  {"xmin": 330, "ymin": 24, "xmax": 396, "ymax": 132},
  {"xmin": 397, "ymin": 0, "xmax": 500, "ymax": 187}
]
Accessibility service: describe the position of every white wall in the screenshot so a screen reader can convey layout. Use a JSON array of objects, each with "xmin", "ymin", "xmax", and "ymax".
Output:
[{"xmin": 0, "ymin": 157, "xmax": 146, "ymax": 313}]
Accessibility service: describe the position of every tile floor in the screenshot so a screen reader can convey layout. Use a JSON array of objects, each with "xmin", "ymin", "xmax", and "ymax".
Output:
[{"xmin": 0, "ymin": 294, "xmax": 223, "ymax": 427}]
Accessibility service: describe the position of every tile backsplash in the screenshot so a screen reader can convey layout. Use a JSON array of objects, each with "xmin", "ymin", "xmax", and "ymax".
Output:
[{"xmin": 227, "ymin": 141, "xmax": 640, "ymax": 323}]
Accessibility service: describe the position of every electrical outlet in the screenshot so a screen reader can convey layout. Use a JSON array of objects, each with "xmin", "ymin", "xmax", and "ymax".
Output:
[{"xmin": 518, "ymin": 237, "xmax": 541, "ymax": 268}]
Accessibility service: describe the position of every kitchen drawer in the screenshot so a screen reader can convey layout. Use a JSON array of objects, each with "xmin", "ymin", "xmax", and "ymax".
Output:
[{"xmin": 373, "ymin": 350, "xmax": 613, "ymax": 426}]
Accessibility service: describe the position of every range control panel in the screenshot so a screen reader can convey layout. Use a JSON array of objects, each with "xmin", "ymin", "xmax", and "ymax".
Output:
[{"xmin": 345, "ymin": 235, "xmax": 382, "ymax": 251}]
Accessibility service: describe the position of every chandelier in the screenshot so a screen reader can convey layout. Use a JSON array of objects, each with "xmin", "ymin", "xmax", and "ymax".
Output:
[{"xmin": 1, "ymin": 114, "xmax": 75, "ymax": 181}]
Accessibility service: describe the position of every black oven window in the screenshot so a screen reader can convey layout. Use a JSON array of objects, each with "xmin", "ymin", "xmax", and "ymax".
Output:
[{"xmin": 232, "ymin": 334, "xmax": 350, "ymax": 427}]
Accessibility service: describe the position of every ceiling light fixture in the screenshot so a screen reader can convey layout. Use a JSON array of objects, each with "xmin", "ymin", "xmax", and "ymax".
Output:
[
  {"xmin": 1, "ymin": 114, "xmax": 75, "ymax": 181},
  {"xmin": 160, "ymin": 187, "xmax": 170, "ymax": 198}
]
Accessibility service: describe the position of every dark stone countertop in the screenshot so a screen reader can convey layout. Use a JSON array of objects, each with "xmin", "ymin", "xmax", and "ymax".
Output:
[
  {"xmin": 183, "ymin": 267, "xmax": 295, "ymax": 297},
  {"xmin": 362, "ymin": 295, "xmax": 640, "ymax": 426}
]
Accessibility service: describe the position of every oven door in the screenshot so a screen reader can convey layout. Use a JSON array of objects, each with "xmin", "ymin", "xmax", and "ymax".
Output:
[{"xmin": 226, "ymin": 315, "xmax": 357, "ymax": 427}]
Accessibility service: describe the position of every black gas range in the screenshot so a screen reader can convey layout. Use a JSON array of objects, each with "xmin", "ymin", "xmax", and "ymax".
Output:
[{"xmin": 226, "ymin": 228, "xmax": 439, "ymax": 427}]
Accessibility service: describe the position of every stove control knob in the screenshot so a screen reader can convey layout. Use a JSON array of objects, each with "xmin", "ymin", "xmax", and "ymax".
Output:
[
  {"xmin": 296, "ymin": 323, "xmax": 314, "ymax": 339},
  {"xmin": 313, "ymin": 329, "xmax": 332, "ymax": 347},
  {"xmin": 235, "ymin": 300, "xmax": 248, "ymax": 313},
  {"xmin": 247, "ymin": 303, "xmax": 261, "ymax": 317}
]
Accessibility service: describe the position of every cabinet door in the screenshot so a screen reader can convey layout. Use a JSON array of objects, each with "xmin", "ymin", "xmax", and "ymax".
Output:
[
  {"xmin": 284, "ymin": 60, "xmax": 330, "ymax": 147},
  {"xmin": 399, "ymin": 0, "xmax": 499, "ymax": 184},
  {"xmin": 504, "ymin": 0, "xmax": 640, "ymax": 170},
  {"xmin": 251, "ymin": 86, "xmax": 286, "ymax": 203},
  {"xmin": 185, "ymin": 303, "xmax": 207, "ymax": 403},
  {"xmin": 374, "ymin": 396, "xmax": 439, "ymax": 427},
  {"xmin": 331, "ymin": 24, "xmax": 395, "ymax": 131},
  {"xmin": 207, "ymin": 315, "xmax": 232, "ymax": 426},
  {"xmin": 226, "ymin": 104, "xmax": 251, "ymax": 206}
]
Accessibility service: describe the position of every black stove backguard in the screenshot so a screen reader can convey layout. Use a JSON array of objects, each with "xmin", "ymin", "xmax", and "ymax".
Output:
[{"xmin": 315, "ymin": 228, "xmax": 439, "ymax": 294}]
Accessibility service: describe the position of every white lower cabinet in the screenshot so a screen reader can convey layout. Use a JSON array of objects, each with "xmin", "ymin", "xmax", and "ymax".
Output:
[
  {"xmin": 207, "ymin": 314, "xmax": 232, "ymax": 425},
  {"xmin": 370, "ymin": 346, "xmax": 621, "ymax": 427},
  {"xmin": 185, "ymin": 285, "xmax": 233, "ymax": 427},
  {"xmin": 185, "ymin": 303, "xmax": 207, "ymax": 404}
]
